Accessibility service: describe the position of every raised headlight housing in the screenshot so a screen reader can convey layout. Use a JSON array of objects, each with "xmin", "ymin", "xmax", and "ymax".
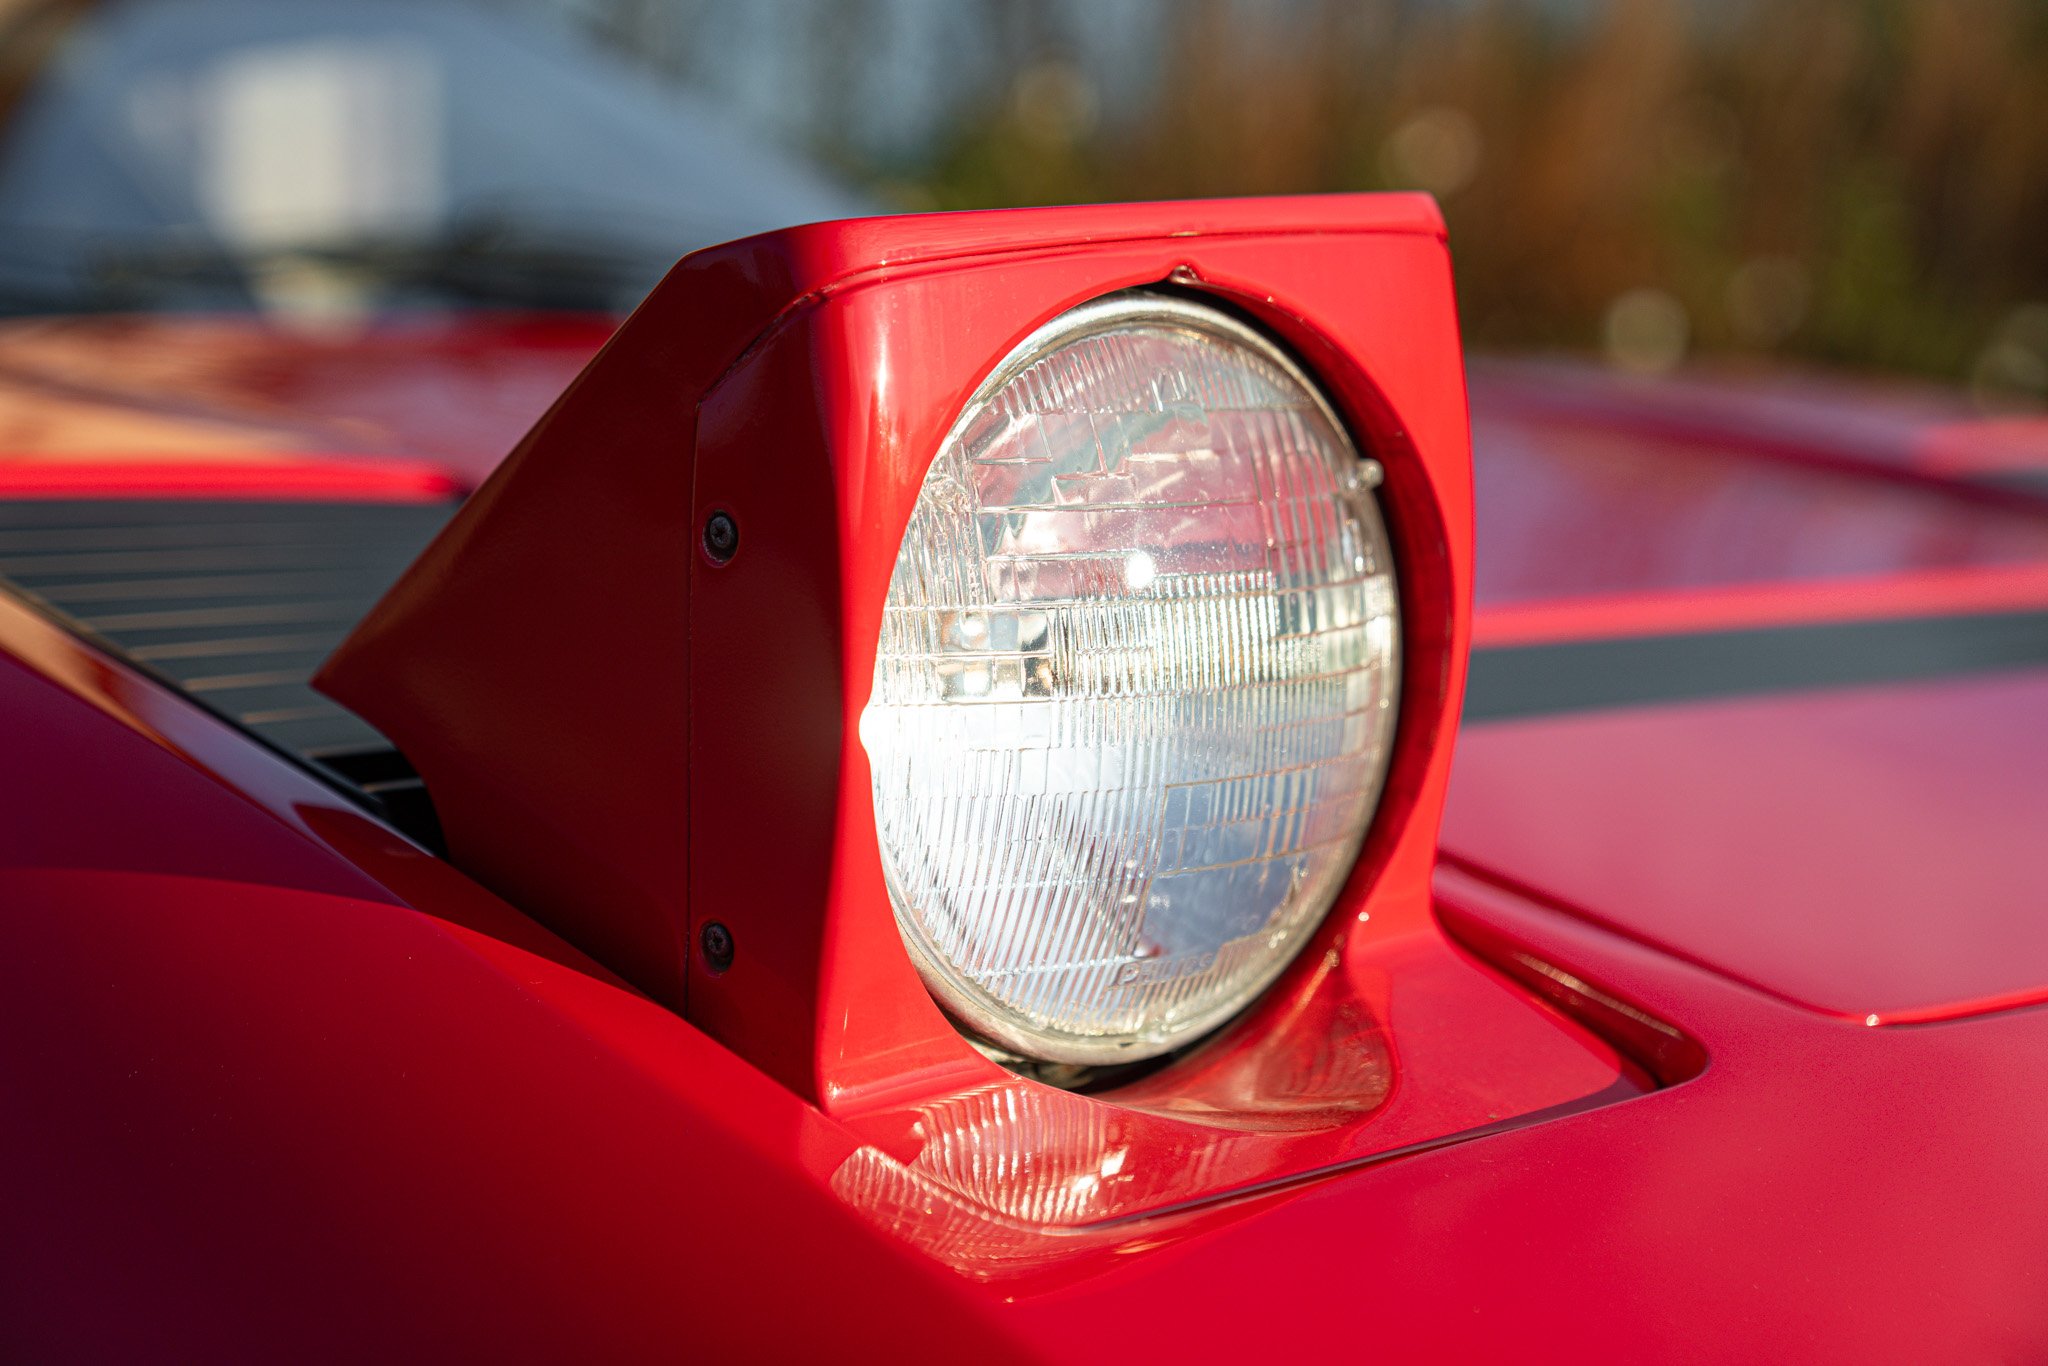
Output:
[
  {"xmin": 319, "ymin": 194, "xmax": 1483, "ymax": 1142},
  {"xmin": 311, "ymin": 197, "xmax": 1658, "ymax": 1261},
  {"xmin": 863, "ymin": 293, "xmax": 1401, "ymax": 1065},
  {"xmin": 317, "ymin": 196, "xmax": 1653, "ymax": 1243}
]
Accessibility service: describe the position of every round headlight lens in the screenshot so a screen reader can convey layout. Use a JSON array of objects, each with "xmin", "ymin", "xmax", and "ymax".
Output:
[{"xmin": 861, "ymin": 292, "xmax": 1400, "ymax": 1066}]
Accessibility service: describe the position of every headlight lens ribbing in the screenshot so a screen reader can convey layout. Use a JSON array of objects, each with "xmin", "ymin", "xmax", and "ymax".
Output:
[{"xmin": 861, "ymin": 292, "xmax": 1400, "ymax": 1066}]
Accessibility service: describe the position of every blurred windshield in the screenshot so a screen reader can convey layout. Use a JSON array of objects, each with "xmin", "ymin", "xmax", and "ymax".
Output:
[{"xmin": 0, "ymin": 0, "xmax": 864, "ymax": 317}]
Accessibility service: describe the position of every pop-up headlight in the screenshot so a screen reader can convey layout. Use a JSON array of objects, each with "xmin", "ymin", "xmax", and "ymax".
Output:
[{"xmin": 862, "ymin": 293, "xmax": 1400, "ymax": 1065}]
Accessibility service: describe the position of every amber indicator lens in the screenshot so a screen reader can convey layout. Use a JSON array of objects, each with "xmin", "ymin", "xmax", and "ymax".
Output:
[{"xmin": 861, "ymin": 292, "xmax": 1400, "ymax": 1065}]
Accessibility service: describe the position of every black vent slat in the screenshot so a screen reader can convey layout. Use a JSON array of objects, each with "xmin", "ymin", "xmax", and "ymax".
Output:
[
  {"xmin": 258, "ymin": 712, "xmax": 411, "ymax": 760},
  {"xmin": 0, "ymin": 522, "xmax": 442, "ymax": 551},
  {"xmin": 34, "ymin": 570, "xmax": 420, "ymax": 604},
  {"xmin": 125, "ymin": 631, "xmax": 354, "ymax": 662},
  {"xmin": 77, "ymin": 601, "xmax": 376, "ymax": 632},
  {"xmin": 179, "ymin": 662, "xmax": 336, "ymax": 692},
  {"xmin": 0, "ymin": 499, "xmax": 455, "ymax": 801},
  {"xmin": 0, "ymin": 546, "xmax": 377, "ymax": 574},
  {"xmin": 211, "ymin": 683, "xmax": 356, "ymax": 715}
]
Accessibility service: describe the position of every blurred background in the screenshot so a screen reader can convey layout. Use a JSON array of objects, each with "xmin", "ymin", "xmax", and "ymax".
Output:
[{"xmin": 3, "ymin": 0, "xmax": 2045, "ymax": 407}]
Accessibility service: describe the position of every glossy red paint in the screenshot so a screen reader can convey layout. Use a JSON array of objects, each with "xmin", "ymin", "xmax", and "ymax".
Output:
[
  {"xmin": 1472, "ymin": 560, "xmax": 2048, "ymax": 647},
  {"xmin": 0, "ymin": 312, "xmax": 612, "ymax": 486},
  {"xmin": 1470, "ymin": 398, "xmax": 2048, "ymax": 608},
  {"xmin": 3, "ymin": 214, "xmax": 2045, "ymax": 1354},
  {"xmin": 0, "ymin": 453, "xmax": 460, "ymax": 500},
  {"xmin": 0, "ymin": 591, "xmax": 1019, "ymax": 1361},
  {"xmin": 4, "ymin": 599, "xmax": 2045, "ymax": 1358},
  {"xmin": 0, "ymin": 582, "xmax": 612, "ymax": 976},
  {"xmin": 1445, "ymin": 664, "xmax": 2048, "ymax": 1023},
  {"xmin": 1443, "ymin": 363, "xmax": 2048, "ymax": 1029},
  {"xmin": 1472, "ymin": 356, "xmax": 2048, "ymax": 500},
  {"xmin": 1916, "ymin": 415, "xmax": 2048, "ymax": 479}
]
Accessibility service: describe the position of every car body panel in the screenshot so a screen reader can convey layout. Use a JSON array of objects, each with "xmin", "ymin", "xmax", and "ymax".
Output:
[
  {"xmin": 2, "ymin": 279, "xmax": 2047, "ymax": 1356},
  {"xmin": 0, "ymin": 313, "xmax": 610, "ymax": 489},
  {"xmin": 1447, "ymin": 667, "xmax": 2048, "ymax": 1021},
  {"xmin": 7, "ymin": 573, "xmax": 2044, "ymax": 1363}
]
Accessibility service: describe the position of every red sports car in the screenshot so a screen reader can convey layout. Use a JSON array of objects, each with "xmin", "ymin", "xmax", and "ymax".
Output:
[{"xmin": 2, "ymin": 5, "xmax": 2045, "ymax": 1362}]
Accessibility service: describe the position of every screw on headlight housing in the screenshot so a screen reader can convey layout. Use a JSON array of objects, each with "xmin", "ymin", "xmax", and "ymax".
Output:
[
  {"xmin": 700, "ymin": 921, "xmax": 735, "ymax": 974},
  {"xmin": 702, "ymin": 511, "xmax": 739, "ymax": 564}
]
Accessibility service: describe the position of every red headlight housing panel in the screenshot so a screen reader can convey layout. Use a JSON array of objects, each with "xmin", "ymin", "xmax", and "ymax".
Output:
[{"xmin": 318, "ymin": 196, "xmax": 1659, "ymax": 1241}]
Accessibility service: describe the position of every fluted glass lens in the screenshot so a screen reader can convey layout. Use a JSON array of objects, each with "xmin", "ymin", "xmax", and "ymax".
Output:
[{"xmin": 862, "ymin": 294, "xmax": 1400, "ymax": 1065}]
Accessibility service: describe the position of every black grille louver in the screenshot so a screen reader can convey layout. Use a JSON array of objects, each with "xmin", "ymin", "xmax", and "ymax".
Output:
[{"xmin": 0, "ymin": 498, "xmax": 457, "ymax": 842}]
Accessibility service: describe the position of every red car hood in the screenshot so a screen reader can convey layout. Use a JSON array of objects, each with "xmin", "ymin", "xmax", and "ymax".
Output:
[
  {"xmin": 1454, "ymin": 362, "xmax": 2048, "ymax": 1028},
  {"xmin": 3, "ymin": 316, "xmax": 2048, "ymax": 1357},
  {"xmin": 0, "ymin": 312, "xmax": 614, "ymax": 496},
  {"xmin": 4, "ymin": 314, "xmax": 2047, "ymax": 1028}
]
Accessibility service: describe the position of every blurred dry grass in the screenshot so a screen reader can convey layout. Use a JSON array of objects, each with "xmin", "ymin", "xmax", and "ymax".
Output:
[
  {"xmin": 923, "ymin": 0, "xmax": 2048, "ymax": 397},
  {"xmin": 620, "ymin": 0, "xmax": 2048, "ymax": 399}
]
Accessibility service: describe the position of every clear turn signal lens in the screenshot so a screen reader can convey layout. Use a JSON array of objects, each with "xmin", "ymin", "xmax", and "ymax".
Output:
[{"xmin": 861, "ymin": 292, "xmax": 1400, "ymax": 1066}]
